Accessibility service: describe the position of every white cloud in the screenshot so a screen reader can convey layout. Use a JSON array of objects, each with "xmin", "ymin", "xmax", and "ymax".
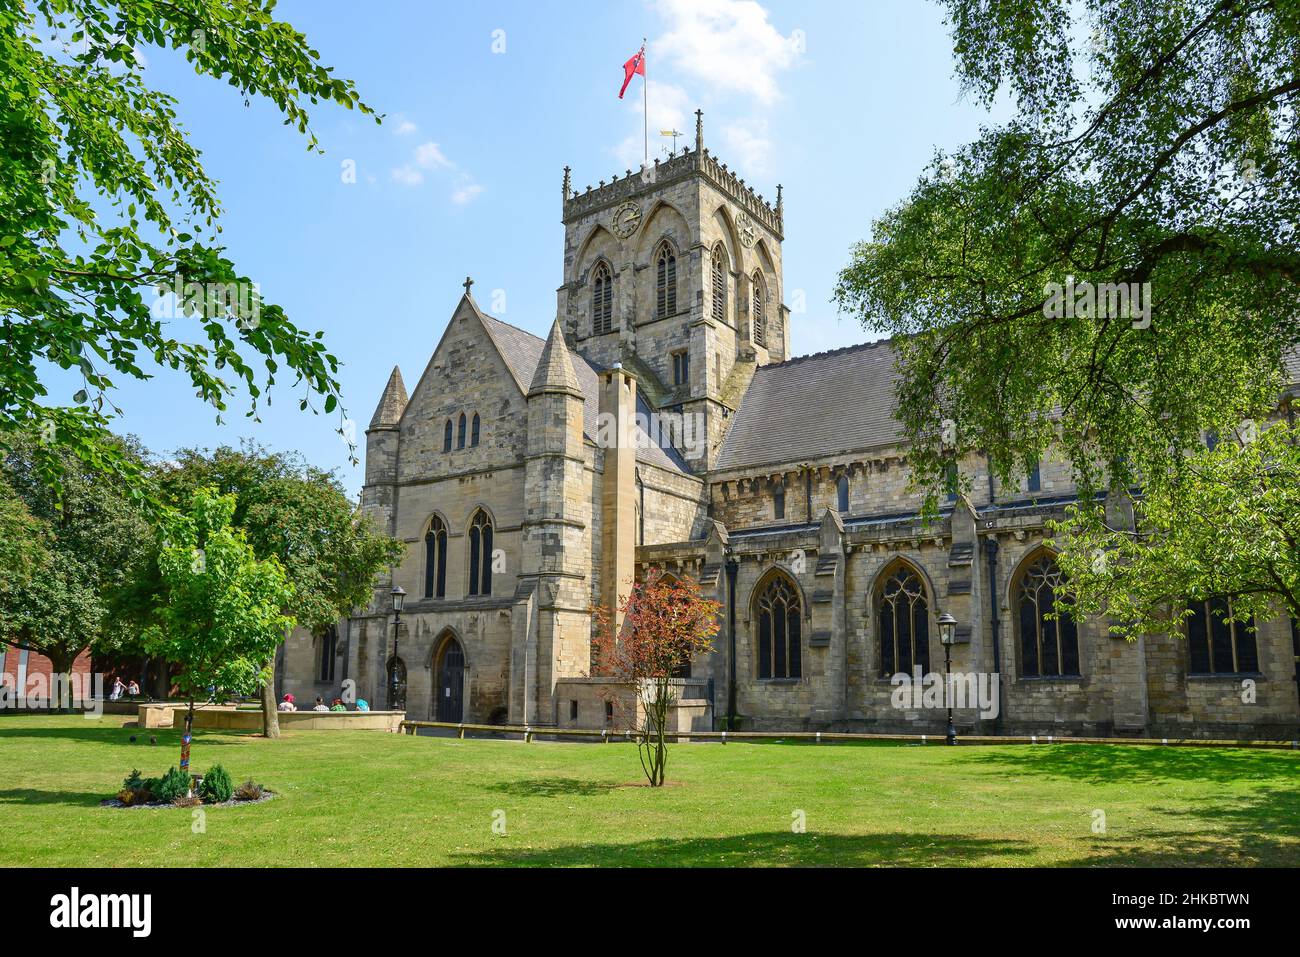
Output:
[
  {"xmin": 614, "ymin": 81, "xmax": 693, "ymax": 169},
  {"xmin": 721, "ymin": 117, "xmax": 773, "ymax": 176},
  {"xmin": 451, "ymin": 175, "xmax": 485, "ymax": 205},
  {"xmin": 414, "ymin": 141, "xmax": 453, "ymax": 169},
  {"xmin": 394, "ymin": 119, "xmax": 418, "ymax": 136},
  {"xmin": 654, "ymin": 0, "xmax": 802, "ymax": 106},
  {"xmin": 390, "ymin": 140, "xmax": 465, "ymax": 191},
  {"xmin": 390, "ymin": 165, "xmax": 424, "ymax": 187}
]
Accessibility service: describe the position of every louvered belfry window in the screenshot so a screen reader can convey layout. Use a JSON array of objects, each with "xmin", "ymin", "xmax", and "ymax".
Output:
[
  {"xmin": 592, "ymin": 262, "xmax": 613, "ymax": 335},
  {"xmin": 752, "ymin": 271, "xmax": 766, "ymax": 346},
  {"xmin": 657, "ymin": 243, "xmax": 677, "ymax": 318},
  {"xmin": 712, "ymin": 245, "xmax": 727, "ymax": 323}
]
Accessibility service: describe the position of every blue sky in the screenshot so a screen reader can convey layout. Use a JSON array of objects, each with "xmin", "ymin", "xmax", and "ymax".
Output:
[{"xmin": 85, "ymin": 0, "xmax": 1006, "ymax": 497}]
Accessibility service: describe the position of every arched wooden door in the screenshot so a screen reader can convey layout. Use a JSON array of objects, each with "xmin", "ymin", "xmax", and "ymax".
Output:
[{"xmin": 435, "ymin": 636, "xmax": 465, "ymax": 722}]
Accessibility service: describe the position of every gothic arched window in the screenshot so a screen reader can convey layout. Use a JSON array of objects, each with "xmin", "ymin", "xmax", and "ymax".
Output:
[
  {"xmin": 1015, "ymin": 554, "xmax": 1080, "ymax": 677},
  {"xmin": 468, "ymin": 509, "xmax": 493, "ymax": 596},
  {"xmin": 318, "ymin": 625, "xmax": 337, "ymax": 682},
  {"xmin": 1187, "ymin": 597, "xmax": 1259, "ymax": 675},
  {"xmin": 878, "ymin": 565, "xmax": 930, "ymax": 677},
  {"xmin": 656, "ymin": 242, "xmax": 677, "ymax": 318},
  {"xmin": 752, "ymin": 270, "xmax": 767, "ymax": 347},
  {"xmin": 457, "ymin": 412, "xmax": 467, "ymax": 449},
  {"xmin": 755, "ymin": 573, "xmax": 801, "ymax": 680},
  {"xmin": 424, "ymin": 516, "xmax": 448, "ymax": 599},
  {"xmin": 711, "ymin": 244, "xmax": 728, "ymax": 323},
  {"xmin": 471, "ymin": 413, "xmax": 481, "ymax": 447},
  {"xmin": 592, "ymin": 261, "xmax": 613, "ymax": 335},
  {"xmin": 837, "ymin": 474, "xmax": 850, "ymax": 513}
]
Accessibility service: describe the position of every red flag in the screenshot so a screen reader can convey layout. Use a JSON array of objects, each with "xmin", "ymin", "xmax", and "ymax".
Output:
[{"xmin": 619, "ymin": 44, "xmax": 646, "ymax": 99}]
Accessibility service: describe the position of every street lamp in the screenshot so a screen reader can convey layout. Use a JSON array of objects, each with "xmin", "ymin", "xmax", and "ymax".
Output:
[
  {"xmin": 389, "ymin": 585, "xmax": 406, "ymax": 711},
  {"xmin": 937, "ymin": 612, "xmax": 958, "ymax": 746}
]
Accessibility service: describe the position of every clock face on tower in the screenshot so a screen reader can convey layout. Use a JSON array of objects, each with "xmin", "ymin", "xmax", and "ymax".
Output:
[
  {"xmin": 736, "ymin": 211, "xmax": 758, "ymax": 248},
  {"xmin": 611, "ymin": 201, "xmax": 642, "ymax": 238}
]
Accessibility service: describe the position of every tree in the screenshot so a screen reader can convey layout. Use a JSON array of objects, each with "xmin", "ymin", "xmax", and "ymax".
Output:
[
  {"xmin": 833, "ymin": 0, "xmax": 1299, "ymax": 513},
  {"xmin": 0, "ymin": 431, "xmax": 153, "ymax": 708},
  {"xmin": 593, "ymin": 572, "xmax": 720, "ymax": 787},
  {"xmin": 0, "ymin": 470, "xmax": 46, "ymax": 583},
  {"xmin": 1051, "ymin": 419, "xmax": 1300, "ymax": 641},
  {"xmin": 146, "ymin": 487, "xmax": 294, "ymax": 770},
  {"xmin": 1, "ymin": 0, "xmax": 377, "ymax": 494},
  {"xmin": 153, "ymin": 443, "xmax": 402, "ymax": 736}
]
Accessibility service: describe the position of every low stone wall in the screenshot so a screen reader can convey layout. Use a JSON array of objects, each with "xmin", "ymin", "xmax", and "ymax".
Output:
[
  {"xmin": 553, "ymin": 677, "xmax": 713, "ymax": 733},
  {"xmin": 139, "ymin": 703, "xmax": 404, "ymax": 732}
]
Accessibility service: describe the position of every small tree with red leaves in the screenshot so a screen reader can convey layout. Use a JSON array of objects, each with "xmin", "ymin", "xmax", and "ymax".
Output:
[{"xmin": 593, "ymin": 569, "xmax": 721, "ymax": 787}]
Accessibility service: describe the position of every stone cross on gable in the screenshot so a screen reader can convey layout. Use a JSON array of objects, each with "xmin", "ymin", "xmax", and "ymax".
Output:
[{"xmin": 463, "ymin": 276, "xmax": 474, "ymax": 294}]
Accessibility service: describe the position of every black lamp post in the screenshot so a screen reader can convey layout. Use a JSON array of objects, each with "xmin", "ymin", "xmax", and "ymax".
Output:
[
  {"xmin": 938, "ymin": 612, "xmax": 957, "ymax": 746},
  {"xmin": 389, "ymin": 584, "xmax": 405, "ymax": 710}
]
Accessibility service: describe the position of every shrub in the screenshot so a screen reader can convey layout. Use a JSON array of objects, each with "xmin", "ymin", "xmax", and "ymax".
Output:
[
  {"xmin": 233, "ymin": 779, "xmax": 264, "ymax": 802},
  {"xmin": 199, "ymin": 764, "xmax": 233, "ymax": 804},
  {"xmin": 122, "ymin": 768, "xmax": 144, "ymax": 792},
  {"xmin": 172, "ymin": 794, "xmax": 202, "ymax": 808},
  {"xmin": 152, "ymin": 767, "xmax": 191, "ymax": 802},
  {"xmin": 116, "ymin": 788, "xmax": 139, "ymax": 806}
]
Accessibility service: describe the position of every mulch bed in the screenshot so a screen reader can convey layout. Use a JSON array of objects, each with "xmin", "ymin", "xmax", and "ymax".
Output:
[{"xmin": 99, "ymin": 790, "xmax": 277, "ymax": 810}]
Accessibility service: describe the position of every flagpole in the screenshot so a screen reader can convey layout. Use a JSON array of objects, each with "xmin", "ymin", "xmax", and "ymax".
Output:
[{"xmin": 642, "ymin": 38, "xmax": 648, "ymax": 166}]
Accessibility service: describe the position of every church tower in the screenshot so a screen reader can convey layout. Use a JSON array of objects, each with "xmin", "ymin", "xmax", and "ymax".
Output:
[{"xmin": 557, "ymin": 111, "xmax": 788, "ymax": 470}]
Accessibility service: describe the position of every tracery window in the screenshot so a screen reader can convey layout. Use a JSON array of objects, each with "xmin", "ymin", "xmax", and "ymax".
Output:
[
  {"xmin": 756, "ymin": 573, "xmax": 801, "ymax": 680},
  {"xmin": 1016, "ymin": 554, "xmax": 1080, "ymax": 677}
]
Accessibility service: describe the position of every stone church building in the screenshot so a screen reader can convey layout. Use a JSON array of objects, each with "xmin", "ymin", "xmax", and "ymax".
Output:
[{"xmin": 282, "ymin": 114, "xmax": 1300, "ymax": 739}]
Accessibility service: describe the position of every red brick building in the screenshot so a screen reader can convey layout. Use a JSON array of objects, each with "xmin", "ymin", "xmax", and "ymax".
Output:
[{"xmin": 0, "ymin": 645, "xmax": 92, "ymax": 704}]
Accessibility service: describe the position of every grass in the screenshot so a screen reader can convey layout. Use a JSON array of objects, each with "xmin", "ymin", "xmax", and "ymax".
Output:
[{"xmin": 1, "ymin": 713, "xmax": 1298, "ymax": 867}]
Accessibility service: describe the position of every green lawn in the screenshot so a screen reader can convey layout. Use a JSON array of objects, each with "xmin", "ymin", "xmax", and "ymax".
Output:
[{"xmin": 1, "ymin": 714, "xmax": 1297, "ymax": 867}]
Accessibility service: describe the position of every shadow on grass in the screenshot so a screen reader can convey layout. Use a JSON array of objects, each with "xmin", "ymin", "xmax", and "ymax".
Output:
[
  {"xmin": 455, "ymin": 830, "xmax": 1036, "ymax": 867},
  {"xmin": 1053, "ymin": 789, "xmax": 1300, "ymax": 867},
  {"xmin": 967, "ymin": 743, "xmax": 1300, "ymax": 785},
  {"xmin": 0, "ymin": 787, "xmax": 107, "ymax": 808},
  {"xmin": 485, "ymin": 777, "xmax": 623, "ymax": 798},
  {"xmin": 972, "ymin": 749, "xmax": 1300, "ymax": 866},
  {"xmin": 0, "ymin": 725, "xmax": 248, "ymax": 746}
]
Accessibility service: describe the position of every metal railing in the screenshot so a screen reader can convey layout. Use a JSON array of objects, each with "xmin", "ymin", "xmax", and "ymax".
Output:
[{"xmin": 398, "ymin": 720, "xmax": 1300, "ymax": 750}]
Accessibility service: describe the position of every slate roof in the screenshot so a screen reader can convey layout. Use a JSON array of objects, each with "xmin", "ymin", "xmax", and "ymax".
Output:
[
  {"xmin": 478, "ymin": 311, "xmax": 691, "ymax": 474},
  {"xmin": 716, "ymin": 339, "xmax": 902, "ymax": 472},
  {"xmin": 716, "ymin": 341, "xmax": 1300, "ymax": 474}
]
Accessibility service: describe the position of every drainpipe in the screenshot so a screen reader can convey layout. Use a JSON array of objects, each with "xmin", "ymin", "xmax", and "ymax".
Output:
[
  {"xmin": 725, "ymin": 552, "xmax": 739, "ymax": 729},
  {"xmin": 984, "ymin": 536, "xmax": 1003, "ymax": 733},
  {"xmin": 636, "ymin": 468, "xmax": 645, "ymax": 546}
]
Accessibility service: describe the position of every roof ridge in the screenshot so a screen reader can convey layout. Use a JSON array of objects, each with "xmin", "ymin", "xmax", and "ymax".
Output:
[{"xmin": 759, "ymin": 336, "xmax": 893, "ymax": 371}]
